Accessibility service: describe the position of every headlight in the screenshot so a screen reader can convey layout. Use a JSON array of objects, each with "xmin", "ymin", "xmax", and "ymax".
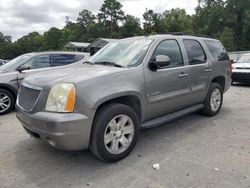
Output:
[{"xmin": 45, "ymin": 83, "xmax": 76, "ymax": 112}]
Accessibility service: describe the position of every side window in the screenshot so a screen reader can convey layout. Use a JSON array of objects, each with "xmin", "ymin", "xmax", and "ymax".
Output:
[
  {"xmin": 23, "ymin": 55, "xmax": 51, "ymax": 69},
  {"xmin": 183, "ymin": 40, "xmax": 206, "ymax": 65},
  {"xmin": 52, "ymin": 54, "xmax": 77, "ymax": 67},
  {"xmin": 75, "ymin": 55, "xmax": 85, "ymax": 61},
  {"xmin": 151, "ymin": 40, "xmax": 184, "ymax": 68},
  {"xmin": 204, "ymin": 40, "xmax": 229, "ymax": 61}
]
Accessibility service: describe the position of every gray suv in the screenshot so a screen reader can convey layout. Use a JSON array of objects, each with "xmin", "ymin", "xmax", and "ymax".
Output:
[
  {"xmin": 16, "ymin": 35, "xmax": 231, "ymax": 162},
  {"xmin": 0, "ymin": 51, "xmax": 89, "ymax": 115}
]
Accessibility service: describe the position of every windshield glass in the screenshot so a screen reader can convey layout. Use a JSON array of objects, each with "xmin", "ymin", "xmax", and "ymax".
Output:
[
  {"xmin": 238, "ymin": 55, "xmax": 250, "ymax": 63},
  {"xmin": 0, "ymin": 54, "xmax": 32, "ymax": 72},
  {"xmin": 89, "ymin": 38, "xmax": 153, "ymax": 67}
]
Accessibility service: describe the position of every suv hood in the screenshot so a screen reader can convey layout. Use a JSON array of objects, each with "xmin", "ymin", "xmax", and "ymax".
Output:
[{"xmin": 24, "ymin": 64, "xmax": 126, "ymax": 89}]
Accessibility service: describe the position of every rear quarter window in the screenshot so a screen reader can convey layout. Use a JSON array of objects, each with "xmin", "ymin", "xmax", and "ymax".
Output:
[{"xmin": 204, "ymin": 40, "xmax": 229, "ymax": 61}]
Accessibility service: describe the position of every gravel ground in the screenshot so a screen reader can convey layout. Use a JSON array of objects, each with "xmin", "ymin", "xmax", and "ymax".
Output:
[{"xmin": 0, "ymin": 85, "xmax": 250, "ymax": 188}]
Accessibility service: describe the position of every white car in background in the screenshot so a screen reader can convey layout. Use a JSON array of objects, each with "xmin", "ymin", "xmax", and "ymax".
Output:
[{"xmin": 232, "ymin": 53, "xmax": 250, "ymax": 84}]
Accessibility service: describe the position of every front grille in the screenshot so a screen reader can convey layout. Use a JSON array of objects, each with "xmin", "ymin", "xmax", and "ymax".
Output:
[
  {"xmin": 236, "ymin": 67, "xmax": 250, "ymax": 69},
  {"xmin": 18, "ymin": 83, "xmax": 42, "ymax": 112}
]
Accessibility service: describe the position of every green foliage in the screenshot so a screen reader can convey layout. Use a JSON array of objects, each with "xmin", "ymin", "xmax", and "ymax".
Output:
[
  {"xmin": 1, "ymin": 0, "xmax": 250, "ymax": 59},
  {"xmin": 77, "ymin": 9, "xmax": 96, "ymax": 28},
  {"xmin": 162, "ymin": 8, "xmax": 193, "ymax": 33},
  {"xmin": 98, "ymin": 0, "xmax": 124, "ymax": 37},
  {"xmin": 121, "ymin": 15, "xmax": 143, "ymax": 37},
  {"xmin": 42, "ymin": 27, "xmax": 63, "ymax": 50}
]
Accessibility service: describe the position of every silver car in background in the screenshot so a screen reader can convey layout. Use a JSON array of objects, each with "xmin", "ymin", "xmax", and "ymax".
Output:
[
  {"xmin": 232, "ymin": 53, "xmax": 250, "ymax": 84},
  {"xmin": 0, "ymin": 51, "xmax": 89, "ymax": 115}
]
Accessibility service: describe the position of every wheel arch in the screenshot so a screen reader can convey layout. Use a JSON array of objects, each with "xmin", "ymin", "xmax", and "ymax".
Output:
[
  {"xmin": 211, "ymin": 76, "xmax": 225, "ymax": 92},
  {"xmin": 93, "ymin": 93, "xmax": 143, "ymax": 122},
  {"xmin": 0, "ymin": 84, "xmax": 18, "ymax": 99}
]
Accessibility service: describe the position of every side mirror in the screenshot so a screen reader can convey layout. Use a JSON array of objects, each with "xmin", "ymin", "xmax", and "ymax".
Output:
[
  {"xmin": 149, "ymin": 55, "xmax": 171, "ymax": 71},
  {"xmin": 16, "ymin": 65, "xmax": 30, "ymax": 73}
]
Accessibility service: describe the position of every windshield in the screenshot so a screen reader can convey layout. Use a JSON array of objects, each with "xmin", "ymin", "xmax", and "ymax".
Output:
[
  {"xmin": 0, "ymin": 54, "xmax": 33, "ymax": 72},
  {"xmin": 89, "ymin": 38, "xmax": 153, "ymax": 67},
  {"xmin": 238, "ymin": 55, "xmax": 250, "ymax": 63}
]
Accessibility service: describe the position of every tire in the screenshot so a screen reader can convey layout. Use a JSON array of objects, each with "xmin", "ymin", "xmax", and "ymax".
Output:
[
  {"xmin": 0, "ymin": 88, "xmax": 15, "ymax": 115},
  {"xmin": 200, "ymin": 83, "xmax": 223, "ymax": 116},
  {"xmin": 90, "ymin": 103, "xmax": 139, "ymax": 162}
]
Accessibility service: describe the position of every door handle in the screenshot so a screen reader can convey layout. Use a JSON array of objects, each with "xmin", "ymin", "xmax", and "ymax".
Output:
[
  {"xmin": 178, "ymin": 72, "xmax": 188, "ymax": 78},
  {"xmin": 204, "ymin": 68, "xmax": 212, "ymax": 73}
]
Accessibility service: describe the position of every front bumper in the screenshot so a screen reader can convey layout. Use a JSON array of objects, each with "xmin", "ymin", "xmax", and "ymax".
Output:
[
  {"xmin": 232, "ymin": 71, "xmax": 250, "ymax": 82},
  {"xmin": 16, "ymin": 106, "xmax": 93, "ymax": 151}
]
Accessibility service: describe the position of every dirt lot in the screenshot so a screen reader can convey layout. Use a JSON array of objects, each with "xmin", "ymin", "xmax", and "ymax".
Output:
[{"xmin": 0, "ymin": 85, "xmax": 250, "ymax": 188}]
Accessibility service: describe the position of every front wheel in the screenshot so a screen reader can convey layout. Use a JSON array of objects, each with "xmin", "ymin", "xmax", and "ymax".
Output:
[
  {"xmin": 90, "ymin": 103, "xmax": 139, "ymax": 162},
  {"xmin": 200, "ymin": 83, "xmax": 223, "ymax": 116},
  {"xmin": 0, "ymin": 88, "xmax": 15, "ymax": 115}
]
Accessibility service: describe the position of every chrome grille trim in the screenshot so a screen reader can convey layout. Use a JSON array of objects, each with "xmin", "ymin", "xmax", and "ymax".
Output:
[{"xmin": 17, "ymin": 83, "xmax": 42, "ymax": 112}]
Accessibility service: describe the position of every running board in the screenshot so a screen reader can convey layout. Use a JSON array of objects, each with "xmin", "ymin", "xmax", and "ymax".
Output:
[{"xmin": 141, "ymin": 104, "xmax": 204, "ymax": 129}]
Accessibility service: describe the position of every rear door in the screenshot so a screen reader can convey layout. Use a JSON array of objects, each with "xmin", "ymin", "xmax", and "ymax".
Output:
[{"xmin": 182, "ymin": 39, "xmax": 212, "ymax": 104}]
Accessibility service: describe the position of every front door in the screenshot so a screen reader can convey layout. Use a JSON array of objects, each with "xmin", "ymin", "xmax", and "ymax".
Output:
[
  {"xmin": 17, "ymin": 54, "xmax": 52, "ymax": 86},
  {"xmin": 144, "ymin": 39, "xmax": 191, "ymax": 120}
]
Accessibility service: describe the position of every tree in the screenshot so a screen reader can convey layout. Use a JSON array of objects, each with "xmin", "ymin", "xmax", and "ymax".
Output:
[
  {"xmin": 14, "ymin": 32, "xmax": 43, "ymax": 54},
  {"xmin": 143, "ymin": 9, "xmax": 155, "ymax": 34},
  {"xmin": 77, "ymin": 9, "xmax": 96, "ymax": 28},
  {"xmin": 224, "ymin": 0, "xmax": 250, "ymax": 50},
  {"xmin": 42, "ymin": 27, "xmax": 63, "ymax": 50},
  {"xmin": 121, "ymin": 15, "xmax": 143, "ymax": 37},
  {"xmin": 194, "ymin": 0, "xmax": 226, "ymax": 36},
  {"xmin": 218, "ymin": 27, "xmax": 237, "ymax": 51},
  {"xmin": 0, "ymin": 32, "xmax": 13, "ymax": 59},
  {"xmin": 163, "ymin": 8, "xmax": 193, "ymax": 33},
  {"xmin": 98, "ymin": 0, "xmax": 124, "ymax": 37}
]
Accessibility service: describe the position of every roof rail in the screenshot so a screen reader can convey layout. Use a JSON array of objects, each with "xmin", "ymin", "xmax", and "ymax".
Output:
[{"xmin": 170, "ymin": 32, "xmax": 215, "ymax": 39}]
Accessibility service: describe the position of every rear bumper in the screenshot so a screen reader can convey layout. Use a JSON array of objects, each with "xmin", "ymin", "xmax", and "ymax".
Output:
[
  {"xmin": 232, "ymin": 72, "xmax": 250, "ymax": 82},
  {"xmin": 16, "ymin": 106, "xmax": 93, "ymax": 151}
]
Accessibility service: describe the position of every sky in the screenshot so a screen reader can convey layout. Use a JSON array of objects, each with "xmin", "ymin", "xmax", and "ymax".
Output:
[{"xmin": 0, "ymin": 0, "xmax": 198, "ymax": 41}]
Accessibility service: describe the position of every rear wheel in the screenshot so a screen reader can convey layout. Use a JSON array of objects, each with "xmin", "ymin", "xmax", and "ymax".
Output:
[
  {"xmin": 90, "ymin": 103, "xmax": 139, "ymax": 162},
  {"xmin": 0, "ymin": 88, "xmax": 15, "ymax": 115},
  {"xmin": 200, "ymin": 83, "xmax": 223, "ymax": 116}
]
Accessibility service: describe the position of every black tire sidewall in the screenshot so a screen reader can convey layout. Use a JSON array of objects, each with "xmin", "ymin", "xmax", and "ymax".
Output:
[
  {"xmin": 0, "ymin": 88, "xmax": 15, "ymax": 115},
  {"xmin": 91, "ymin": 103, "xmax": 139, "ymax": 162},
  {"xmin": 203, "ymin": 83, "xmax": 223, "ymax": 116}
]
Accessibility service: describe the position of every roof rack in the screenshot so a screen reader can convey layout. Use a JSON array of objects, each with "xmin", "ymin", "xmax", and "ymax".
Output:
[{"xmin": 170, "ymin": 32, "xmax": 215, "ymax": 39}]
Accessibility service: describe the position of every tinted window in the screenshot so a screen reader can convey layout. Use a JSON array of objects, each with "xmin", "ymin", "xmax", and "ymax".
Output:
[
  {"xmin": 204, "ymin": 40, "xmax": 229, "ymax": 61},
  {"xmin": 24, "ymin": 55, "xmax": 51, "ymax": 69},
  {"xmin": 52, "ymin": 54, "xmax": 81, "ymax": 67},
  {"xmin": 183, "ymin": 40, "xmax": 206, "ymax": 65},
  {"xmin": 152, "ymin": 40, "xmax": 183, "ymax": 68}
]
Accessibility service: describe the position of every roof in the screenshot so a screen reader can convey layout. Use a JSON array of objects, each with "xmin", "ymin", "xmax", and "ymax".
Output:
[
  {"xmin": 29, "ymin": 51, "xmax": 89, "ymax": 56},
  {"xmin": 65, "ymin": 42, "xmax": 91, "ymax": 48},
  {"xmin": 88, "ymin": 38, "xmax": 118, "ymax": 48}
]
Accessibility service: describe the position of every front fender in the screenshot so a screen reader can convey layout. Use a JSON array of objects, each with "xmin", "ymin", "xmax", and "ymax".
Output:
[{"xmin": 92, "ymin": 91, "xmax": 144, "ymax": 110}]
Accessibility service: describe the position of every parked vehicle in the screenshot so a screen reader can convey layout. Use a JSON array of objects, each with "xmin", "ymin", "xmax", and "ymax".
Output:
[
  {"xmin": 16, "ymin": 35, "xmax": 231, "ymax": 162},
  {"xmin": 232, "ymin": 53, "xmax": 250, "ymax": 84},
  {"xmin": 0, "ymin": 51, "xmax": 89, "ymax": 115}
]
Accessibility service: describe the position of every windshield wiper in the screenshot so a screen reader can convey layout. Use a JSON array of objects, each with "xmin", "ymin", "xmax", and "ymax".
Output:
[
  {"xmin": 83, "ymin": 61, "xmax": 94, "ymax": 65},
  {"xmin": 94, "ymin": 61, "xmax": 124, "ymax": 68}
]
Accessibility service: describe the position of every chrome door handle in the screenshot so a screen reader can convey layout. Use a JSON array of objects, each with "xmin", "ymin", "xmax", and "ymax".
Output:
[
  {"xmin": 178, "ymin": 72, "xmax": 188, "ymax": 78},
  {"xmin": 204, "ymin": 68, "xmax": 212, "ymax": 72}
]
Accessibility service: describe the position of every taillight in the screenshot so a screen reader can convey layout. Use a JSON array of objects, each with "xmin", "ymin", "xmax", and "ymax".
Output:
[{"xmin": 229, "ymin": 60, "xmax": 233, "ymax": 78}]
